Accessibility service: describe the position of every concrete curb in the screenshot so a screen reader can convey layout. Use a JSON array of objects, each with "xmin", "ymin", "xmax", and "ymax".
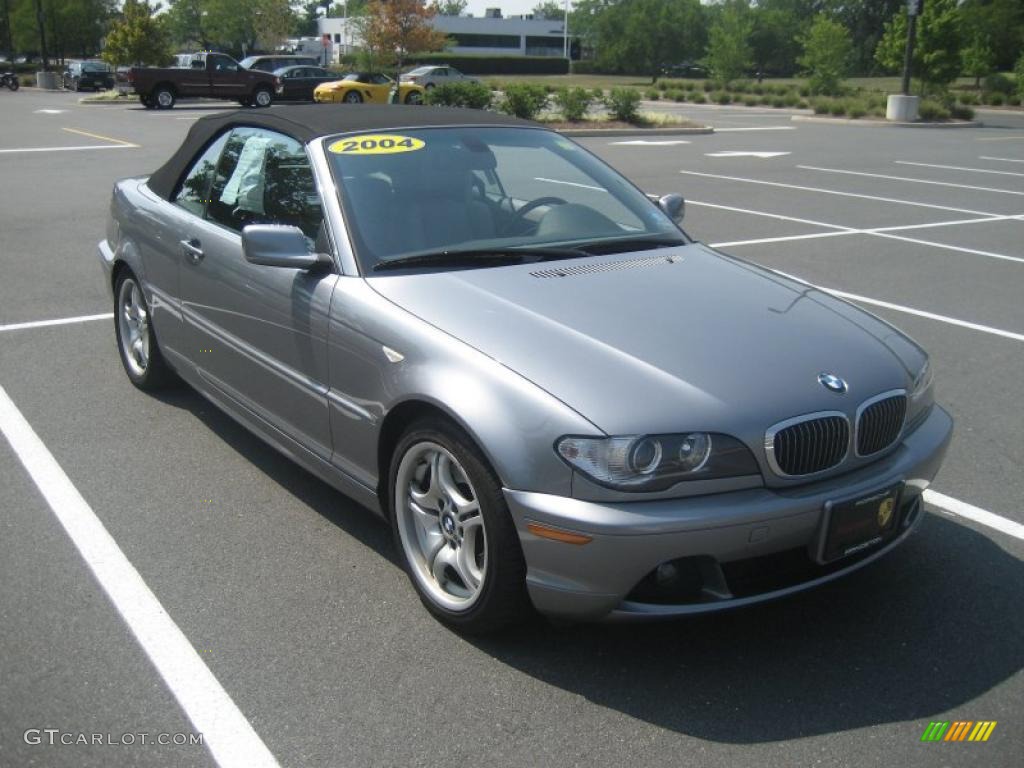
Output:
[
  {"xmin": 557, "ymin": 126, "xmax": 713, "ymax": 137},
  {"xmin": 791, "ymin": 115, "xmax": 982, "ymax": 128}
]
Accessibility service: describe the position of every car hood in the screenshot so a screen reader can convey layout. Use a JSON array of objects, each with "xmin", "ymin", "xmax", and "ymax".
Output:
[{"xmin": 366, "ymin": 245, "xmax": 925, "ymax": 441}]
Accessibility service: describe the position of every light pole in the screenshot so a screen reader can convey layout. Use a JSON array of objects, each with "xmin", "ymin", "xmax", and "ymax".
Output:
[
  {"xmin": 563, "ymin": 0, "xmax": 569, "ymax": 60},
  {"xmin": 901, "ymin": 0, "xmax": 921, "ymax": 95}
]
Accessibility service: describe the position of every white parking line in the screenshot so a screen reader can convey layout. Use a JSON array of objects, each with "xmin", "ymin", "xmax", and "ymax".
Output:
[
  {"xmin": 772, "ymin": 270, "xmax": 1024, "ymax": 343},
  {"xmin": 694, "ymin": 200, "xmax": 1024, "ymax": 263},
  {"xmin": 0, "ymin": 386, "xmax": 281, "ymax": 768},
  {"xmin": 895, "ymin": 160, "xmax": 1024, "ymax": 178},
  {"xmin": 0, "ymin": 145, "xmax": 135, "ymax": 155},
  {"xmin": 980, "ymin": 156, "xmax": 1024, "ymax": 164},
  {"xmin": 0, "ymin": 313, "xmax": 113, "ymax": 333},
  {"xmin": 924, "ymin": 490, "xmax": 1024, "ymax": 541},
  {"xmin": 679, "ymin": 170, "xmax": 1002, "ymax": 216},
  {"xmin": 798, "ymin": 165, "xmax": 1024, "ymax": 197}
]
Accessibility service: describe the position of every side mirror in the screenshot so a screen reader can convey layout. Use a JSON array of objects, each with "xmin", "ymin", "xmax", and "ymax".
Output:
[
  {"xmin": 241, "ymin": 225, "xmax": 329, "ymax": 271},
  {"xmin": 658, "ymin": 193, "xmax": 685, "ymax": 224}
]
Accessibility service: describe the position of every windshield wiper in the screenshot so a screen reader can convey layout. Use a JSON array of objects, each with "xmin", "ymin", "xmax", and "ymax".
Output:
[
  {"xmin": 574, "ymin": 237, "xmax": 686, "ymax": 256},
  {"xmin": 371, "ymin": 246, "xmax": 587, "ymax": 272}
]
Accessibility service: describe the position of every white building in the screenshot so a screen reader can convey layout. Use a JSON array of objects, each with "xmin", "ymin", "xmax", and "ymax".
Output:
[{"xmin": 317, "ymin": 8, "xmax": 569, "ymax": 63}]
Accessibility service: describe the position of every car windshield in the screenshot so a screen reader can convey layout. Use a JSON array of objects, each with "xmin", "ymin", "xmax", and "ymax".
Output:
[
  {"xmin": 406, "ymin": 67, "xmax": 432, "ymax": 75},
  {"xmin": 325, "ymin": 127, "xmax": 686, "ymax": 272},
  {"xmin": 82, "ymin": 62, "xmax": 108, "ymax": 72}
]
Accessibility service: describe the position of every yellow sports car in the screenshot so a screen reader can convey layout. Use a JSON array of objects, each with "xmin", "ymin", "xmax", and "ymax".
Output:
[{"xmin": 313, "ymin": 72, "xmax": 426, "ymax": 105}]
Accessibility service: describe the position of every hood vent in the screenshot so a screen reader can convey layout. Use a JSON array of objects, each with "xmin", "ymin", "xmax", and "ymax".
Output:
[{"xmin": 530, "ymin": 253, "xmax": 681, "ymax": 279}]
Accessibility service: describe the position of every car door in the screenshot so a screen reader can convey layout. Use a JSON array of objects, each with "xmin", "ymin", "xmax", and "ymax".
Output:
[
  {"xmin": 177, "ymin": 127, "xmax": 337, "ymax": 460},
  {"xmin": 294, "ymin": 68, "xmax": 317, "ymax": 101},
  {"xmin": 207, "ymin": 53, "xmax": 246, "ymax": 98}
]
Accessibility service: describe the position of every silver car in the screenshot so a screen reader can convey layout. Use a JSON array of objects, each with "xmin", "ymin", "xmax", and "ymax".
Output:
[
  {"xmin": 400, "ymin": 65, "xmax": 478, "ymax": 90},
  {"xmin": 98, "ymin": 105, "xmax": 952, "ymax": 632}
]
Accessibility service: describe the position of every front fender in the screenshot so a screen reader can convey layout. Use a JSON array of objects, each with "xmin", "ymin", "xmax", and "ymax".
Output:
[{"xmin": 325, "ymin": 278, "xmax": 600, "ymax": 497}]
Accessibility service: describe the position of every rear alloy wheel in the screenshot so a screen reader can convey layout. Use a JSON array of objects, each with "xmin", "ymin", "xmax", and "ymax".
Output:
[
  {"xmin": 404, "ymin": 91, "xmax": 423, "ymax": 105},
  {"xmin": 253, "ymin": 86, "xmax": 273, "ymax": 108},
  {"xmin": 114, "ymin": 272, "xmax": 175, "ymax": 390},
  {"xmin": 343, "ymin": 90, "xmax": 362, "ymax": 104},
  {"xmin": 390, "ymin": 419, "xmax": 529, "ymax": 633},
  {"xmin": 154, "ymin": 86, "xmax": 175, "ymax": 109}
]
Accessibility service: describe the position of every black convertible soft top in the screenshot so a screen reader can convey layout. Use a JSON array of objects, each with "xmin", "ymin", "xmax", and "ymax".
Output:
[{"xmin": 147, "ymin": 104, "xmax": 535, "ymax": 200}]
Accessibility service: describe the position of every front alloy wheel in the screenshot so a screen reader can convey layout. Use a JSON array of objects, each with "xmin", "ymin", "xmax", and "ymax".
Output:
[
  {"xmin": 390, "ymin": 419, "xmax": 529, "ymax": 632},
  {"xmin": 396, "ymin": 442, "xmax": 487, "ymax": 611}
]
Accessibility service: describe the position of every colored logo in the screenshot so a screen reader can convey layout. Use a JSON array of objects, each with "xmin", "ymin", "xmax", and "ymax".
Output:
[
  {"xmin": 920, "ymin": 721, "xmax": 997, "ymax": 742},
  {"xmin": 818, "ymin": 372, "xmax": 848, "ymax": 394},
  {"xmin": 877, "ymin": 497, "xmax": 895, "ymax": 528}
]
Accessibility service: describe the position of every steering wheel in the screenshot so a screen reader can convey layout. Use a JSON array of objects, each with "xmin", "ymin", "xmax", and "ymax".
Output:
[{"xmin": 501, "ymin": 196, "xmax": 567, "ymax": 234}]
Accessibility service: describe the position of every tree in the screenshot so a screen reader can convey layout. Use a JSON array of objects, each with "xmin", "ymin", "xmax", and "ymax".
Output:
[
  {"xmin": 532, "ymin": 1, "xmax": 562, "ymax": 20},
  {"xmin": 749, "ymin": 6, "xmax": 801, "ymax": 79},
  {"xmin": 961, "ymin": 34, "xmax": 995, "ymax": 90},
  {"xmin": 798, "ymin": 14, "xmax": 851, "ymax": 95},
  {"xmin": 594, "ymin": 0, "xmax": 705, "ymax": 84},
  {"xmin": 875, "ymin": 0, "xmax": 962, "ymax": 94},
  {"xmin": 102, "ymin": 0, "xmax": 172, "ymax": 66},
  {"xmin": 704, "ymin": 0, "xmax": 752, "ymax": 86},
  {"xmin": 363, "ymin": 0, "xmax": 446, "ymax": 97},
  {"xmin": 429, "ymin": 0, "xmax": 466, "ymax": 16},
  {"xmin": 959, "ymin": 0, "xmax": 1024, "ymax": 71},
  {"xmin": 202, "ymin": 0, "xmax": 296, "ymax": 55}
]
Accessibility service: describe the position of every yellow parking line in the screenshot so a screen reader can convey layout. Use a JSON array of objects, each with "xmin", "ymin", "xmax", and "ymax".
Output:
[{"xmin": 62, "ymin": 127, "xmax": 139, "ymax": 147}]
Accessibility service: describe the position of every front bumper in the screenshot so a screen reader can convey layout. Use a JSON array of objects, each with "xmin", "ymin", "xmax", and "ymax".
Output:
[{"xmin": 504, "ymin": 405, "xmax": 953, "ymax": 621}]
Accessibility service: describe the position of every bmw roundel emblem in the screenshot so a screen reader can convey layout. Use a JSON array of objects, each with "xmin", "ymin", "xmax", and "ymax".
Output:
[{"xmin": 818, "ymin": 372, "xmax": 848, "ymax": 394}]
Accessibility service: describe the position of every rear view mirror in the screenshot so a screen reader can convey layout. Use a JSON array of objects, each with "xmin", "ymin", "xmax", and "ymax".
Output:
[
  {"xmin": 241, "ymin": 225, "xmax": 329, "ymax": 270},
  {"xmin": 658, "ymin": 194, "xmax": 685, "ymax": 224}
]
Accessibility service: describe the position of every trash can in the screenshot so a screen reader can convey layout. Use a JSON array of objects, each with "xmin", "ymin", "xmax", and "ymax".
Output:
[{"xmin": 35, "ymin": 70, "xmax": 59, "ymax": 90}]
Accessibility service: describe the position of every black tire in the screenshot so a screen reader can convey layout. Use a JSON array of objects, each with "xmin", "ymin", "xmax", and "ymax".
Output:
[
  {"xmin": 343, "ymin": 90, "xmax": 362, "ymax": 104},
  {"xmin": 7, "ymin": 77, "xmax": 19, "ymax": 91},
  {"xmin": 404, "ymin": 91, "xmax": 423, "ymax": 105},
  {"xmin": 253, "ymin": 86, "xmax": 273, "ymax": 108},
  {"xmin": 153, "ymin": 85, "xmax": 175, "ymax": 109},
  {"xmin": 387, "ymin": 417, "xmax": 530, "ymax": 633},
  {"xmin": 113, "ymin": 271, "xmax": 176, "ymax": 391}
]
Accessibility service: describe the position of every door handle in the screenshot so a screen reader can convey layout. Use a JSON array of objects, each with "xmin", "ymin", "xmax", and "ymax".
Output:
[{"xmin": 180, "ymin": 238, "xmax": 204, "ymax": 264}]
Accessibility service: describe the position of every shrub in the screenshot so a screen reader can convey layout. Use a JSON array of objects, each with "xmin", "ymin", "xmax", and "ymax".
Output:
[
  {"xmin": 988, "ymin": 92, "xmax": 1005, "ymax": 106},
  {"xmin": 759, "ymin": 95, "xmax": 773, "ymax": 105},
  {"xmin": 847, "ymin": 105, "xmax": 866, "ymax": 119},
  {"xmin": 798, "ymin": 100, "xmax": 809, "ymax": 109},
  {"xmin": 983, "ymin": 72, "xmax": 1014, "ymax": 95},
  {"xmin": 1009, "ymin": 96, "xmax": 1022, "ymax": 107},
  {"xmin": 829, "ymin": 100, "xmax": 846, "ymax": 116},
  {"xmin": 657, "ymin": 80, "xmax": 669, "ymax": 91},
  {"xmin": 684, "ymin": 80, "xmax": 699, "ymax": 91},
  {"xmin": 957, "ymin": 91, "xmax": 978, "ymax": 105},
  {"xmin": 424, "ymin": 81, "xmax": 493, "ymax": 110},
  {"xmin": 702, "ymin": 80, "xmax": 715, "ymax": 92},
  {"xmin": 500, "ymin": 84, "xmax": 549, "ymax": 120},
  {"xmin": 731, "ymin": 80, "xmax": 750, "ymax": 93},
  {"xmin": 603, "ymin": 88, "xmax": 642, "ymax": 122},
  {"xmin": 591, "ymin": 87, "xmax": 605, "ymax": 102},
  {"xmin": 798, "ymin": 86, "xmax": 811, "ymax": 98},
  {"xmin": 690, "ymin": 92, "xmax": 707, "ymax": 104},
  {"xmin": 950, "ymin": 104, "xmax": 975, "ymax": 120},
  {"xmin": 671, "ymin": 90, "xmax": 687, "ymax": 102},
  {"xmin": 784, "ymin": 93, "xmax": 800, "ymax": 107},
  {"xmin": 918, "ymin": 99, "xmax": 951, "ymax": 120},
  {"xmin": 713, "ymin": 90, "xmax": 731, "ymax": 104},
  {"xmin": 645, "ymin": 88, "xmax": 660, "ymax": 101},
  {"xmin": 1016, "ymin": 52, "xmax": 1024, "ymax": 101},
  {"xmin": 553, "ymin": 87, "xmax": 593, "ymax": 121},
  {"xmin": 751, "ymin": 84, "xmax": 764, "ymax": 95},
  {"xmin": 743, "ymin": 95, "xmax": 759, "ymax": 107},
  {"xmin": 772, "ymin": 96, "xmax": 787, "ymax": 108},
  {"xmin": 812, "ymin": 98, "xmax": 830, "ymax": 114}
]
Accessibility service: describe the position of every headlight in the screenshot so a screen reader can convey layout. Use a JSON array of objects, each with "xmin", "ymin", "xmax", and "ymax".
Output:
[
  {"xmin": 907, "ymin": 358, "xmax": 934, "ymax": 429},
  {"xmin": 556, "ymin": 433, "xmax": 759, "ymax": 492}
]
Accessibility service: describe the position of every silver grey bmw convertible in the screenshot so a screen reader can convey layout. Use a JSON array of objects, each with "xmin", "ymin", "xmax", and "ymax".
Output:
[{"xmin": 98, "ymin": 105, "xmax": 952, "ymax": 631}]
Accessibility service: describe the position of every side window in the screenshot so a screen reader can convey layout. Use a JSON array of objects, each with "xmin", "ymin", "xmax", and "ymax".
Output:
[
  {"xmin": 172, "ymin": 133, "xmax": 229, "ymax": 217},
  {"xmin": 206, "ymin": 128, "xmax": 325, "ymax": 241},
  {"xmin": 209, "ymin": 54, "xmax": 237, "ymax": 72}
]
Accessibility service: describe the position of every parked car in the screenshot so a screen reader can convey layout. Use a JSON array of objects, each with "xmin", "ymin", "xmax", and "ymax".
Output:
[
  {"xmin": 400, "ymin": 65, "xmax": 478, "ymax": 90},
  {"xmin": 240, "ymin": 54, "xmax": 319, "ymax": 73},
  {"xmin": 273, "ymin": 65, "xmax": 340, "ymax": 101},
  {"xmin": 117, "ymin": 52, "xmax": 280, "ymax": 109},
  {"xmin": 97, "ymin": 104, "xmax": 952, "ymax": 632},
  {"xmin": 313, "ymin": 72, "xmax": 424, "ymax": 104},
  {"xmin": 662, "ymin": 61, "xmax": 707, "ymax": 79},
  {"xmin": 63, "ymin": 60, "xmax": 115, "ymax": 91}
]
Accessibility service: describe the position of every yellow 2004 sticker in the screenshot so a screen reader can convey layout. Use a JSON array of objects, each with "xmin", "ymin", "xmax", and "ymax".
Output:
[{"xmin": 328, "ymin": 134, "xmax": 425, "ymax": 155}]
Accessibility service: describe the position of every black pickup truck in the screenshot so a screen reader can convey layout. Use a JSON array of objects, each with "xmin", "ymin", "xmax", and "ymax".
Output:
[{"xmin": 117, "ymin": 52, "xmax": 281, "ymax": 109}]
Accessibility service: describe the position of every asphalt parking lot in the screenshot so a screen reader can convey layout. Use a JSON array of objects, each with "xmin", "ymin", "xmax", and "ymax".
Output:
[{"xmin": 1, "ymin": 90, "xmax": 1021, "ymax": 768}]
